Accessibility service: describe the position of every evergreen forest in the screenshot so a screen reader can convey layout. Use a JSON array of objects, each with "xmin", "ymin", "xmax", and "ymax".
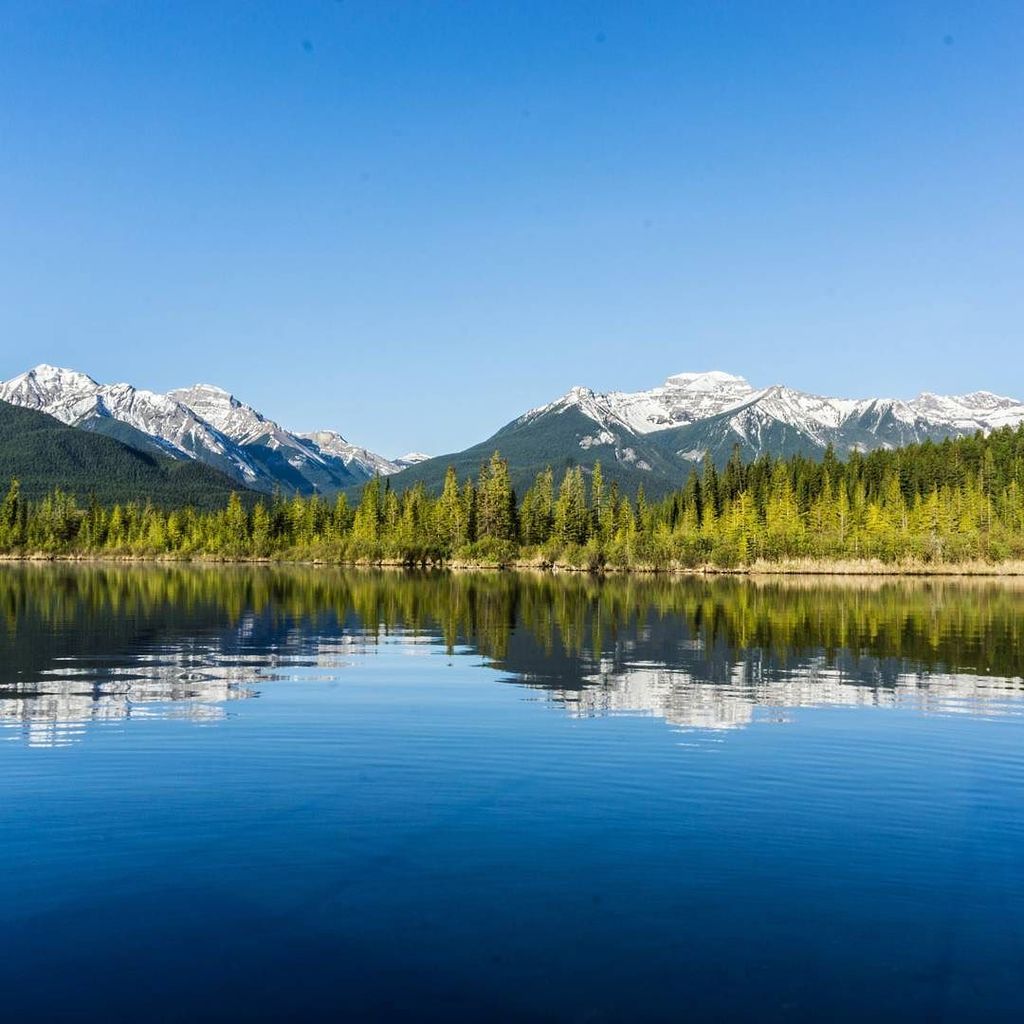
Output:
[{"xmin": 4, "ymin": 426, "xmax": 1024, "ymax": 569}]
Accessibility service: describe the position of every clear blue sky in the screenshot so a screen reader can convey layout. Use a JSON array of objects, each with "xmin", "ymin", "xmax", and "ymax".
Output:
[{"xmin": 1, "ymin": 2, "xmax": 1022, "ymax": 456}]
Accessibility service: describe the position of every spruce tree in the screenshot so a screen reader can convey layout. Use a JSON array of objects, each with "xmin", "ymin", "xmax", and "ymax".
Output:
[
  {"xmin": 554, "ymin": 467, "xmax": 588, "ymax": 545},
  {"xmin": 477, "ymin": 452, "xmax": 516, "ymax": 542},
  {"xmin": 353, "ymin": 477, "xmax": 383, "ymax": 546},
  {"xmin": 251, "ymin": 500, "xmax": 272, "ymax": 557},
  {"xmin": 435, "ymin": 466, "xmax": 469, "ymax": 554},
  {"xmin": 520, "ymin": 468, "xmax": 554, "ymax": 546},
  {"xmin": 0, "ymin": 478, "xmax": 21, "ymax": 549},
  {"xmin": 590, "ymin": 462, "xmax": 604, "ymax": 536}
]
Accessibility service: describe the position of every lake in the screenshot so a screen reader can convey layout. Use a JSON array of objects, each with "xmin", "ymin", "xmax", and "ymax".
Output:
[{"xmin": 1, "ymin": 565, "xmax": 1022, "ymax": 1022}]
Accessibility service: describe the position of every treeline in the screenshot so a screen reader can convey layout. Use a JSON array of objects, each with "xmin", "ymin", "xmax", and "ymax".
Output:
[{"xmin": 4, "ymin": 425, "xmax": 1024, "ymax": 567}]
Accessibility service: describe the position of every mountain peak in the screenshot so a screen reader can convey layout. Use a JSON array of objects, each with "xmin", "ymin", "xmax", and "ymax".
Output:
[
  {"xmin": 664, "ymin": 370, "xmax": 749, "ymax": 389},
  {"xmin": 509, "ymin": 369, "xmax": 1024, "ymax": 480},
  {"xmin": 170, "ymin": 383, "xmax": 239, "ymax": 407},
  {"xmin": 24, "ymin": 364, "xmax": 99, "ymax": 388},
  {"xmin": 565, "ymin": 385, "xmax": 596, "ymax": 401},
  {"xmin": 185, "ymin": 383, "xmax": 232, "ymax": 398}
]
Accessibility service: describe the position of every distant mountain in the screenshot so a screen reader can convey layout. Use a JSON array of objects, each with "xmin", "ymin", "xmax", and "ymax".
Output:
[
  {"xmin": 391, "ymin": 370, "xmax": 1024, "ymax": 497},
  {"xmin": 0, "ymin": 365, "xmax": 425, "ymax": 496},
  {"xmin": 393, "ymin": 451, "xmax": 432, "ymax": 470},
  {"xmin": 0, "ymin": 399, "xmax": 245, "ymax": 507},
  {"xmin": 7, "ymin": 362, "xmax": 1021, "ymax": 503}
]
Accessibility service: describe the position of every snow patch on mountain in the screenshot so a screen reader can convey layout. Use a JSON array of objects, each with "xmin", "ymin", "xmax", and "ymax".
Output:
[
  {"xmin": 579, "ymin": 430, "xmax": 616, "ymax": 450},
  {"xmin": 522, "ymin": 371, "xmax": 759, "ymax": 435},
  {"xmin": 168, "ymin": 384, "xmax": 302, "ymax": 452},
  {"xmin": 394, "ymin": 452, "xmax": 431, "ymax": 469},
  {"xmin": 523, "ymin": 370, "xmax": 1024, "ymax": 457},
  {"xmin": 298, "ymin": 430, "xmax": 409, "ymax": 477},
  {"xmin": 0, "ymin": 365, "xmax": 419, "ymax": 492}
]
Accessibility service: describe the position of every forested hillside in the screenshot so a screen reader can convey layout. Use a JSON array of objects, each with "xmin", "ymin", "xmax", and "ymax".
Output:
[
  {"xmin": 373, "ymin": 402, "xmax": 675, "ymax": 500},
  {"xmin": 379, "ymin": 370, "xmax": 1024, "ymax": 499},
  {"xmin": 0, "ymin": 400, "xmax": 247, "ymax": 509},
  {"xmin": 3, "ymin": 424, "xmax": 1024, "ymax": 568}
]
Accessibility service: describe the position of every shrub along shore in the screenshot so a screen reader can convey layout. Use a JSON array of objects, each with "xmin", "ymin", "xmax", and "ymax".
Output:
[{"xmin": 3, "ymin": 426, "xmax": 1024, "ymax": 574}]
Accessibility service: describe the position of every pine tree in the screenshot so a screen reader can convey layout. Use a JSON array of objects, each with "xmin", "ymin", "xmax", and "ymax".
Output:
[
  {"xmin": 251, "ymin": 500, "xmax": 272, "ymax": 557},
  {"xmin": 353, "ymin": 477, "xmax": 383, "ymax": 547},
  {"xmin": 435, "ymin": 466, "xmax": 469, "ymax": 553},
  {"xmin": 722, "ymin": 445, "xmax": 745, "ymax": 503},
  {"xmin": 590, "ymin": 462, "xmax": 604, "ymax": 535},
  {"xmin": 0, "ymin": 479, "xmax": 21, "ymax": 549},
  {"xmin": 477, "ymin": 452, "xmax": 516, "ymax": 542},
  {"xmin": 223, "ymin": 493, "xmax": 249, "ymax": 556},
  {"xmin": 461, "ymin": 480, "xmax": 477, "ymax": 542},
  {"xmin": 554, "ymin": 467, "xmax": 588, "ymax": 545},
  {"xmin": 701, "ymin": 453, "xmax": 721, "ymax": 517},
  {"xmin": 331, "ymin": 493, "xmax": 352, "ymax": 539},
  {"xmin": 520, "ymin": 468, "xmax": 554, "ymax": 546},
  {"xmin": 599, "ymin": 480, "xmax": 619, "ymax": 543}
]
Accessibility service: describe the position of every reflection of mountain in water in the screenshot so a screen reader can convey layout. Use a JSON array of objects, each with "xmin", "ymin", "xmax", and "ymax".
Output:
[
  {"xmin": 491, "ymin": 592, "xmax": 1024, "ymax": 730},
  {"xmin": 536, "ymin": 659, "xmax": 1024, "ymax": 731},
  {"xmin": 0, "ymin": 567, "xmax": 384, "ymax": 746},
  {"xmin": 0, "ymin": 618, "xmax": 373, "ymax": 747},
  {"xmin": 2, "ymin": 564, "xmax": 1024, "ymax": 745},
  {"xmin": 4, "ymin": 674, "xmax": 247, "ymax": 748}
]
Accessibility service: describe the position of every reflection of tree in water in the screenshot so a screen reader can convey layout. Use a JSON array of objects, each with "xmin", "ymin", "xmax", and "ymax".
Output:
[{"xmin": 1, "ymin": 565, "xmax": 1023, "ymax": 743}]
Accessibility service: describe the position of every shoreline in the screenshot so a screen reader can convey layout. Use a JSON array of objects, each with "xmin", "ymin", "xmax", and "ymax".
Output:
[{"xmin": 3, "ymin": 552, "xmax": 1024, "ymax": 577}]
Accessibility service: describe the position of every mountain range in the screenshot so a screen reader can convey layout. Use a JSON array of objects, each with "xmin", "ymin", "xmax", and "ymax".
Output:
[
  {"xmin": 391, "ymin": 370, "xmax": 1024, "ymax": 497},
  {"xmin": 3, "ymin": 364, "xmax": 1024, "ymax": 500},
  {"xmin": 0, "ymin": 365, "xmax": 428, "ymax": 496}
]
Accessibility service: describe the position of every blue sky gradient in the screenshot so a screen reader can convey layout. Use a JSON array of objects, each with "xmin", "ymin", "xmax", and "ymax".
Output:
[{"xmin": 1, "ymin": 2, "xmax": 1021, "ymax": 455}]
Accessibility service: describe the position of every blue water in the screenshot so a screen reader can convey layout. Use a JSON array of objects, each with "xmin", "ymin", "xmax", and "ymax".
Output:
[{"xmin": 1, "ymin": 567, "xmax": 1022, "ymax": 1021}]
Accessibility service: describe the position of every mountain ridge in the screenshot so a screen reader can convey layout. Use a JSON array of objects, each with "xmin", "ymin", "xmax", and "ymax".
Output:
[
  {"xmin": 4, "ymin": 363, "xmax": 1024, "ymax": 501},
  {"xmin": 527, "ymin": 370, "xmax": 1024, "ymax": 440},
  {"xmin": 389, "ymin": 369, "xmax": 1024, "ymax": 497},
  {"xmin": 0, "ymin": 364, "xmax": 425, "ymax": 496}
]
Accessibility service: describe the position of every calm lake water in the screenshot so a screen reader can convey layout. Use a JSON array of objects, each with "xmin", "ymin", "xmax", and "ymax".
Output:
[{"xmin": 1, "ymin": 566, "xmax": 1022, "ymax": 1022}]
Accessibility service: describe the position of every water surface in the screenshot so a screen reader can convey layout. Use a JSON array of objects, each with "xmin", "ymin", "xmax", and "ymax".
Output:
[{"xmin": 2, "ymin": 566, "xmax": 1022, "ymax": 1021}]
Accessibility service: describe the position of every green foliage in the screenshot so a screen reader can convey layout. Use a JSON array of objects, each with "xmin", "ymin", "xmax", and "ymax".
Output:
[
  {"xmin": 553, "ymin": 466, "xmax": 588, "ymax": 545},
  {"xmin": 0, "ymin": 399, "xmax": 246, "ymax": 509},
  {"xmin": 519, "ymin": 468, "xmax": 554, "ymax": 547},
  {"xmin": 6, "ymin": 425, "xmax": 1024, "ymax": 567},
  {"xmin": 476, "ymin": 451, "xmax": 516, "ymax": 542}
]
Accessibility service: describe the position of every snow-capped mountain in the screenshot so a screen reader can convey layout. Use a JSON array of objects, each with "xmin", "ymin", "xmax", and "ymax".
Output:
[
  {"xmin": 394, "ymin": 451, "xmax": 431, "ymax": 469},
  {"xmin": 297, "ymin": 430, "xmax": 407, "ymax": 478},
  {"xmin": 0, "ymin": 365, "xmax": 262, "ymax": 483},
  {"xmin": 6, "ymin": 362, "xmax": 1021, "ymax": 501},
  {"xmin": 520, "ymin": 370, "xmax": 1024, "ymax": 465},
  {"xmin": 522, "ymin": 371, "xmax": 762, "ymax": 435},
  {"xmin": 0, "ymin": 365, "xmax": 423, "ymax": 494},
  {"xmin": 391, "ymin": 369, "xmax": 1024, "ymax": 499}
]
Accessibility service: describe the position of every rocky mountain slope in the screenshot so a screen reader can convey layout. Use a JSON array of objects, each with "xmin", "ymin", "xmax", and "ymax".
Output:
[
  {"xmin": 392, "ymin": 370, "xmax": 1024, "ymax": 497},
  {"xmin": 0, "ymin": 365, "xmax": 423, "ymax": 495}
]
